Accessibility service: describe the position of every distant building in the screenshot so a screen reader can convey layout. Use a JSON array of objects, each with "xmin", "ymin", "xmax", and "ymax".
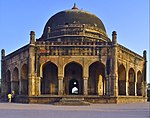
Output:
[{"xmin": 1, "ymin": 4, "xmax": 147, "ymax": 103}]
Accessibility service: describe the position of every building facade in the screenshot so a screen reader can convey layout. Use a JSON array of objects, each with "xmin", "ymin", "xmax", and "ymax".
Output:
[{"xmin": 1, "ymin": 5, "xmax": 147, "ymax": 103}]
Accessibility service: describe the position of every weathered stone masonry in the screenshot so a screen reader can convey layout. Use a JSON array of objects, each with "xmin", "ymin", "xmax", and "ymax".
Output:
[{"xmin": 1, "ymin": 5, "xmax": 147, "ymax": 103}]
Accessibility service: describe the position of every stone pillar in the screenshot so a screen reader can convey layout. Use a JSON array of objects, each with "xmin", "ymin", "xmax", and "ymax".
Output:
[
  {"xmin": 111, "ymin": 31, "xmax": 118, "ymax": 96},
  {"xmin": 28, "ymin": 76, "xmax": 35, "ymax": 96},
  {"xmin": 143, "ymin": 50, "xmax": 147, "ymax": 97},
  {"xmin": 47, "ymin": 27, "xmax": 51, "ymax": 38},
  {"xmin": 10, "ymin": 72, "xmax": 13, "ymax": 92},
  {"xmin": 106, "ymin": 75, "xmax": 110, "ymax": 96},
  {"xmin": 82, "ymin": 24, "xmax": 85, "ymax": 35},
  {"xmin": 58, "ymin": 76, "xmax": 64, "ymax": 95},
  {"xmin": 125, "ymin": 65, "xmax": 129, "ymax": 96},
  {"xmin": 134, "ymin": 71, "xmax": 137, "ymax": 96},
  {"xmin": 35, "ymin": 76, "xmax": 41, "ymax": 96},
  {"xmin": 1, "ymin": 49, "xmax": 5, "ymax": 61},
  {"xmin": 18, "ymin": 64, "xmax": 21, "ymax": 95},
  {"xmin": 83, "ymin": 77, "xmax": 88, "ymax": 95},
  {"xmin": 1, "ymin": 49, "xmax": 6, "ymax": 98},
  {"xmin": 126, "ymin": 80, "xmax": 129, "ymax": 96},
  {"xmin": 19, "ymin": 80, "xmax": 22, "ymax": 95},
  {"xmin": 28, "ymin": 31, "xmax": 36, "ymax": 96},
  {"xmin": 83, "ymin": 60, "xmax": 89, "ymax": 95}
]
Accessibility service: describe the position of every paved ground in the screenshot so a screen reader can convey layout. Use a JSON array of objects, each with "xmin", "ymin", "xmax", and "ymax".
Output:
[{"xmin": 0, "ymin": 102, "xmax": 149, "ymax": 118}]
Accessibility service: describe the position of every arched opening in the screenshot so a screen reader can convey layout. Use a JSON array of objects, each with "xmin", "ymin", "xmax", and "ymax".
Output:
[
  {"xmin": 137, "ymin": 71, "xmax": 142, "ymax": 96},
  {"xmin": 69, "ymin": 79, "xmax": 79, "ymax": 95},
  {"xmin": 128, "ymin": 68, "xmax": 135, "ymax": 96},
  {"xmin": 64, "ymin": 62, "xmax": 83, "ymax": 95},
  {"xmin": 118, "ymin": 64, "xmax": 126, "ymax": 95},
  {"xmin": 21, "ymin": 64, "xmax": 28, "ymax": 95},
  {"xmin": 6, "ymin": 70, "xmax": 11, "ymax": 94},
  {"xmin": 88, "ymin": 61, "xmax": 105, "ymax": 95},
  {"xmin": 41, "ymin": 62, "xmax": 58, "ymax": 95},
  {"xmin": 12, "ymin": 67, "xmax": 19, "ymax": 95}
]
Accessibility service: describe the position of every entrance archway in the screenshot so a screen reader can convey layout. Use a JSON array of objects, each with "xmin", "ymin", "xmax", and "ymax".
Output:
[
  {"xmin": 69, "ymin": 79, "xmax": 79, "ymax": 95},
  {"xmin": 6, "ymin": 70, "xmax": 11, "ymax": 94},
  {"xmin": 137, "ymin": 71, "xmax": 142, "ymax": 96},
  {"xmin": 41, "ymin": 62, "xmax": 58, "ymax": 95},
  {"xmin": 118, "ymin": 64, "xmax": 126, "ymax": 95},
  {"xmin": 21, "ymin": 64, "xmax": 28, "ymax": 95},
  {"xmin": 128, "ymin": 68, "xmax": 135, "ymax": 96},
  {"xmin": 64, "ymin": 62, "xmax": 83, "ymax": 95},
  {"xmin": 88, "ymin": 61, "xmax": 105, "ymax": 95},
  {"xmin": 12, "ymin": 67, "xmax": 19, "ymax": 95}
]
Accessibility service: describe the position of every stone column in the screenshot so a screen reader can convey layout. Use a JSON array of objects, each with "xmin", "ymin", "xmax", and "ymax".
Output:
[
  {"xmin": 47, "ymin": 27, "xmax": 51, "ymax": 38},
  {"xmin": 18, "ymin": 64, "xmax": 21, "ymax": 95},
  {"xmin": 126, "ymin": 80, "xmax": 129, "ymax": 96},
  {"xmin": 58, "ymin": 76, "xmax": 64, "ymax": 95},
  {"xmin": 83, "ymin": 77, "xmax": 88, "ymax": 95},
  {"xmin": 35, "ymin": 76, "xmax": 41, "ymax": 96},
  {"xmin": 10, "ymin": 72, "xmax": 13, "ymax": 92},
  {"xmin": 111, "ymin": 31, "xmax": 118, "ymax": 96},
  {"xmin": 125, "ymin": 64, "xmax": 129, "ymax": 96},
  {"xmin": 19, "ymin": 80, "xmax": 22, "ymax": 95},
  {"xmin": 1, "ymin": 49, "xmax": 6, "ymax": 98},
  {"xmin": 82, "ymin": 24, "xmax": 85, "ymax": 35},
  {"xmin": 83, "ymin": 59, "xmax": 89, "ymax": 95},
  {"xmin": 28, "ymin": 31, "xmax": 36, "ymax": 96},
  {"xmin": 134, "ymin": 71, "xmax": 137, "ymax": 96},
  {"xmin": 143, "ymin": 50, "xmax": 147, "ymax": 97},
  {"xmin": 106, "ymin": 75, "xmax": 110, "ymax": 96}
]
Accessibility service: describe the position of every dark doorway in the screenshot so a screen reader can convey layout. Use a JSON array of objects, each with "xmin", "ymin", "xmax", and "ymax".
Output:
[
  {"xmin": 64, "ymin": 62, "xmax": 83, "ymax": 95},
  {"xmin": 69, "ymin": 79, "xmax": 79, "ymax": 95}
]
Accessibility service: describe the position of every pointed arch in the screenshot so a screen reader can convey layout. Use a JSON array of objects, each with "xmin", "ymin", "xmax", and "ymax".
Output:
[
  {"xmin": 6, "ymin": 70, "xmax": 11, "ymax": 94},
  {"xmin": 128, "ymin": 68, "xmax": 135, "ymax": 96},
  {"xmin": 40, "ymin": 61, "xmax": 58, "ymax": 78},
  {"xmin": 137, "ymin": 71, "xmax": 142, "ymax": 96},
  {"xmin": 12, "ymin": 67, "xmax": 19, "ymax": 95},
  {"xmin": 41, "ymin": 61, "xmax": 58, "ymax": 95},
  {"xmin": 118, "ymin": 64, "xmax": 126, "ymax": 95},
  {"xmin": 64, "ymin": 61, "xmax": 83, "ymax": 95},
  {"xmin": 88, "ymin": 61, "xmax": 105, "ymax": 95},
  {"xmin": 63, "ymin": 61, "xmax": 83, "ymax": 71},
  {"xmin": 21, "ymin": 64, "xmax": 28, "ymax": 95}
]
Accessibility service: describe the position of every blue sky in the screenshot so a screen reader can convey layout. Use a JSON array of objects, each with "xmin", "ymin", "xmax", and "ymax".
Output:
[{"xmin": 0, "ymin": 0, "xmax": 149, "ymax": 82}]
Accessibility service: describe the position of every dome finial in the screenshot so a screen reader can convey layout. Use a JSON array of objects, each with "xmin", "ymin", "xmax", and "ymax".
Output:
[{"xmin": 72, "ymin": 3, "xmax": 78, "ymax": 10}]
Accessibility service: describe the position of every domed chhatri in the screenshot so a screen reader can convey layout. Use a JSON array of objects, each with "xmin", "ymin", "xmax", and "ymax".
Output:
[
  {"xmin": 41, "ymin": 4, "xmax": 106, "ymax": 40},
  {"xmin": 1, "ymin": 5, "xmax": 147, "ymax": 104}
]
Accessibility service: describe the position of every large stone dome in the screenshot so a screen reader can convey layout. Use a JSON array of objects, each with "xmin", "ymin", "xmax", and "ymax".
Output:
[{"xmin": 41, "ymin": 4, "xmax": 107, "ymax": 41}]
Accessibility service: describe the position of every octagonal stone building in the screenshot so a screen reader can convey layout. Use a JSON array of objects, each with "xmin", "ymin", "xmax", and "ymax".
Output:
[{"xmin": 1, "ymin": 4, "xmax": 147, "ymax": 104}]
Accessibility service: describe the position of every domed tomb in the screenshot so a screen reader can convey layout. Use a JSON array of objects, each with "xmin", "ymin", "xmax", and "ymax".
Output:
[{"xmin": 40, "ymin": 4, "xmax": 108, "ymax": 42}]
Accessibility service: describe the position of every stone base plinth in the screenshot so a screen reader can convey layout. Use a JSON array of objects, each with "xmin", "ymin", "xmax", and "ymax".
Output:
[{"xmin": 13, "ymin": 95, "xmax": 147, "ymax": 104}]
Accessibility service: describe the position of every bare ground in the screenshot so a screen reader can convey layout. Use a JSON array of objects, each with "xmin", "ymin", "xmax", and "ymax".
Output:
[{"xmin": 0, "ymin": 102, "xmax": 149, "ymax": 118}]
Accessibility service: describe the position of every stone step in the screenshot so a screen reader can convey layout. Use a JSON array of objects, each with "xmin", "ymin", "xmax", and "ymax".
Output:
[
  {"xmin": 54, "ymin": 97, "xmax": 90, "ymax": 106},
  {"xmin": 61, "ymin": 97, "xmax": 84, "ymax": 101}
]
